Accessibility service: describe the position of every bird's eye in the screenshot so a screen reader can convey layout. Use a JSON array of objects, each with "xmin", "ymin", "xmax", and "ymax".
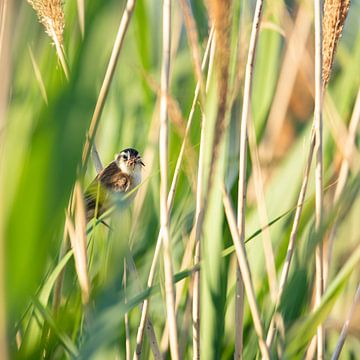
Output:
[{"xmin": 122, "ymin": 154, "xmax": 128, "ymax": 160}]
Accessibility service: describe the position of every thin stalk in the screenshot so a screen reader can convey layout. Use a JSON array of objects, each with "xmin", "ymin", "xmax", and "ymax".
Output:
[
  {"xmin": 133, "ymin": 28, "xmax": 214, "ymax": 359},
  {"xmin": 124, "ymin": 260, "xmax": 131, "ymax": 360},
  {"xmin": 126, "ymin": 254, "xmax": 161, "ymax": 359},
  {"xmin": 331, "ymin": 284, "xmax": 360, "ymax": 360},
  {"xmin": 223, "ymin": 188, "xmax": 270, "ymax": 360},
  {"xmin": 159, "ymin": 0, "xmax": 179, "ymax": 359},
  {"xmin": 314, "ymin": 0, "xmax": 324, "ymax": 356},
  {"xmin": 192, "ymin": 30, "xmax": 216, "ymax": 360},
  {"xmin": 236, "ymin": 0, "xmax": 264, "ymax": 357},
  {"xmin": 81, "ymin": 0, "xmax": 136, "ymax": 168},
  {"xmin": 160, "ymin": 231, "xmax": 195, "ymax": 351},
  {"xmin": 49, "ymin": 25, "xmax": 69, "ymax": 80}
]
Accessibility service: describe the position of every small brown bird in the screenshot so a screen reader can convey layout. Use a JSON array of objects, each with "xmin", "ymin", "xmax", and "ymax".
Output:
[{"xmin": 84, "ymin": 148, "xmax": 144, "ymax": 222}]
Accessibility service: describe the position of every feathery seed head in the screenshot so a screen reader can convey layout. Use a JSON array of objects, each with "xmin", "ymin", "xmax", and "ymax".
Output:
[
  {"xmin": 27, "ymin": 0, "xmax": 65, "ymax": 45},
  {"xmin": 322, "ymin": 0, "xmax": 351, "ymax": 86}
]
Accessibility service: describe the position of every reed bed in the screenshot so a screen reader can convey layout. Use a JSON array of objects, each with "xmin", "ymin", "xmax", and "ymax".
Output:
[{"xmin": 1, "ymin": 0, "xmax": 359, "ymax": 359}]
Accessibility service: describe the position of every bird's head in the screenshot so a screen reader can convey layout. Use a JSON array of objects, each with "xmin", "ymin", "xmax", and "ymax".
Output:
[{"xmin": 115, "ymin": 148, "xmax": 145, "ymax": 175}]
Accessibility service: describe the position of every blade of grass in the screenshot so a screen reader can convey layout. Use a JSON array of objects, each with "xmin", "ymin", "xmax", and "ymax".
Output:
[
  {"xmin": 28, "ymin": 46, "xmax": 48, "ymax": 104},
  {"xmin": 32, "ymin": 298, "xmax": 79, "ymax": 358},
  {"xmin": 0, "ymin": 0, "xmax": 10, "ymax": 357},
  {"xmin": 285, "ymin": 241, "xmax": 360, "ymax": 358}
]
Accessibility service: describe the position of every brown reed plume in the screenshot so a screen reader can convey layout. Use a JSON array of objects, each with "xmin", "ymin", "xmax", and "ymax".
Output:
[
  {"xmin": 207, "ymin": 0, "xmax": 232, "ymax": 169},
  {"xmin": 322, "ymin": 0, "xmax": 351, "ymax": 87},
  {"xmin": 27, "ymin": 0, "xmax": 69, "ymax": 78}
]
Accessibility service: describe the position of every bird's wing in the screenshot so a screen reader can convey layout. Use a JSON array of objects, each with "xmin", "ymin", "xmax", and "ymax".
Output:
[
  {"xmin": 84, "ymin": 161, "xmax": 118, "ymax": 220},
  {"xmin": 84, "ymin": 161, "xmax": 131, "ymax": 221},
  {"xmin": 96, "ymin": 161, "xmax": 130, "ymax": 192}
]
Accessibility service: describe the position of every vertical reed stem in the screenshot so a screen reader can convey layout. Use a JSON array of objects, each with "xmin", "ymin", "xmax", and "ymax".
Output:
[
  {"xmin": 192, "ymin": 32, "xmax": 216, "ymax": 360},
  {"xmin": 237, "ymin": 0, "xmax": 264, "ymax": 356},
  {"xmin": 159, "ymin": 1, "xmax": 179, "ymax": 359},
  {"xmin": 314, "ymin": 0, "xmax": 324, "ymax": 357},
  {"xmin": 124, "ymin": 260, "xmax": 131, "ymax": 360}
]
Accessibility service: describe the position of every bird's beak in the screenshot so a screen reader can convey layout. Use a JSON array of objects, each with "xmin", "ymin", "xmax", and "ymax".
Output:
[{"xmin": 137, "ymin": 158, "xmax": 145, "ymax": 167}]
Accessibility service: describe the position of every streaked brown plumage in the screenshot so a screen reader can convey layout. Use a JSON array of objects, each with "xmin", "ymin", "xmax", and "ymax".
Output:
[{"xmin": 84, "ymin": 148, "xmax": 144, "ymax": 222}]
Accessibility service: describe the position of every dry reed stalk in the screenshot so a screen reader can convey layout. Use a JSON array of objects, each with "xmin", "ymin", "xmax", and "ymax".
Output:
[
  {"xmin": 133, "ymin": 28, "xmax": 214, "ymax": 359},
  {"xmin": 237, "ymin": 0, "xmax": 263, "ymax": 356},
  {"xmin": 160, "ymin": 232, "xmax": 196, "ymax": 352},
  {"xmin": 247, "ymin": 118, "xmax": 278, "ymax": 301},
  {"xmin": 76, "ymin": 0, "xmax": 85, "ymax": 37},
  {"xmin": 265, "ymin": 130, "xmax": 316, "ymax": 348},
  {"xmin": 81, "ymin": 0, "xmax": 136, "ymax": 168},
  {"xmin": 314, "ymin": 0, "xmax": 324, "ymax": 356},
  {"xmin": 322, "ymin": 0, "xmax": 351, "ymax": 87},
  {"xmin": 306, "ymin": 337, "xmax": 318, "ymax": 360},
  {"xmin": 27, "ymin": 0, "xmax": 69, "ymax": 79},
  {"xmin": 222, "ymin": 188, "xmax": 270, "ymax": 360},
  {"xmin": 159, "ymin": 1, "xmax": 179, "ymax": 358},
  {"xmin": 331, "ymin": 284, "xmax": 360, "ymax": 360},
  {"xmin": 66, "ymin": 183, "xmax": 90, "ymax": 304},
  {"xmin": 123, "ymin": 260, "xmax": 131, "ymax": 360},
  {"xmin": 324, "ymin": 88, "xmax": 360, "ymax": 285}
]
